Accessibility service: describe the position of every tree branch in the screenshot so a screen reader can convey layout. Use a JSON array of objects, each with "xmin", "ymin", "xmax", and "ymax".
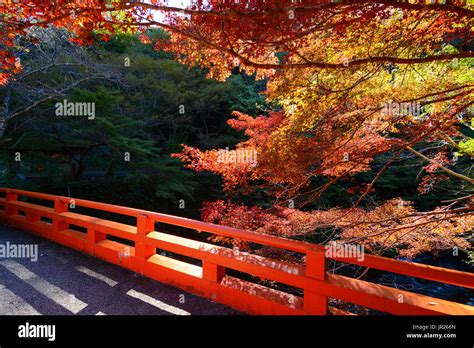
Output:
[{"xmin": 407, "ymin": 146, "xmax": 474, "ymax": 184}]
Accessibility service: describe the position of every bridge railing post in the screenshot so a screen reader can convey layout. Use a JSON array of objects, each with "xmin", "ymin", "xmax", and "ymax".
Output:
[
  {"xmin": 202, "ymin": 260, "xmax": 226, "ymax": 302},
  {"xmin": 203, "ymin": 261, "xmax": 226, "ymax": 283},
  {"xmin": 86, "ymin": 225, "xmax": 106, "ymax": 255},
  {"xmin": 5, "ymin": 190, "xmax": 18, "ymax": 217},
  {"xmin": 136, "ymin": 214, "xmax": 156, "ymax": 273},
  {"xmin": 304, "ymin": 246, "xmax": 328, "ymax": 314},
  {"xmin": 26, "ymin": 209, "xmax": 40, "ymax": 223},
  {"xmin": 53, "ymin": 199, "xmax": 69, "ymax": 233}
]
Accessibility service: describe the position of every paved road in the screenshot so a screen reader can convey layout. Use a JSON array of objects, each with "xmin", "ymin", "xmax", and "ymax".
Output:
[{"xmin": 0, "ymin": 224, "xmax": 240, "ymax": 315}]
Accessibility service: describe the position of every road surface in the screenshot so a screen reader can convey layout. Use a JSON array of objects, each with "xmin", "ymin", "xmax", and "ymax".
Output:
[{"xmin": 0, "ymin": 224, "xmax": 240, "ymax": 315}]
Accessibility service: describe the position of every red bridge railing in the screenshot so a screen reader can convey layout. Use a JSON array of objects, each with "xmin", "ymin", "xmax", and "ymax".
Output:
[{"xmin": 0, "ymin": 188, "xmax": 472, "ymax": 315}]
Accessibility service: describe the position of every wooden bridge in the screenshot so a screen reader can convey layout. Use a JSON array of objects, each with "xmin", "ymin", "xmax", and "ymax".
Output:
[{"xmin": 0, "ymin": 188, "xmax": 472, "ymax": 315}]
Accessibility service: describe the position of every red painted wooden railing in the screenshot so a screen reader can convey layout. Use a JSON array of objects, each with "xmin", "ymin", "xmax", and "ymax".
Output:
[{"xmin": 0, "ymin": 188, "xmax": 472, "ymax": 315}]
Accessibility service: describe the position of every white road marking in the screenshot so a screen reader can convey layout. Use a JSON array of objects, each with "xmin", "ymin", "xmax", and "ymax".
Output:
[
  {"xmin": 0, "ymin": 260, "xmax": 88, "ymax": 314},
  {"xmin": 0, "ymin": 283, "xmax": 40, "ymax": 315},
  {"xmin": 126, "ymin": 289, "xmax": 190, "ymax": 315},
  {"xmin": 76, "ymin": 266, "xmax": 118, "ymax": 287}
]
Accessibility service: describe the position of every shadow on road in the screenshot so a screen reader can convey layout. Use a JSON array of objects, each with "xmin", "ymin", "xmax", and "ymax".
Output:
[{"xmin": 0, "ymin": 224, "xmax": 240, "ymax": 315}]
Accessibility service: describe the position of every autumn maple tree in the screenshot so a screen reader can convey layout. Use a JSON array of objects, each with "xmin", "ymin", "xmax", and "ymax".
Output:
[{"xmin": 1, "ymin": 0, "xmax": 473, "ymax": 259}]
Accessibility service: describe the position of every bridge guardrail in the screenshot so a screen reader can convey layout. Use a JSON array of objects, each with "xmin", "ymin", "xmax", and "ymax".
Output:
[{"xmin": 0, "ymin": 188, "xmax": 472, "ymax": 315}]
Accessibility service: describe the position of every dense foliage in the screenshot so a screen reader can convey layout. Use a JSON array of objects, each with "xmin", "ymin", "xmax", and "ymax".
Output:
[
  {"xmin": 0, "ymin": 1, "xmax": 472, "ymax": 262},
  {"xmin": 0, "ymin": 28, "xmax": 266, "ymax": 214}
]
